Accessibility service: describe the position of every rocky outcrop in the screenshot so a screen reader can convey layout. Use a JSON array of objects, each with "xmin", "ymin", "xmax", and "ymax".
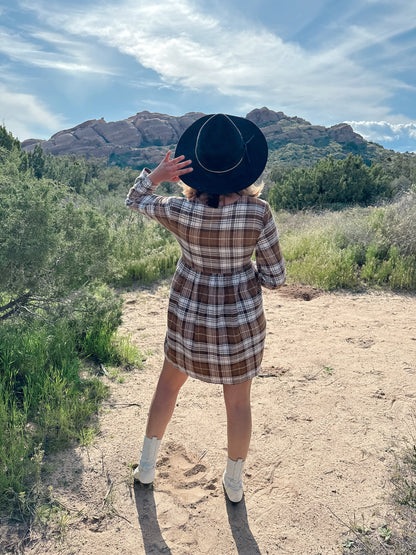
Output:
[
  {"xmin": 327, "ymin": 123, "xmax": 365, "ymax": 144},
  {"xmin": 21, "ymin": 107, "xmax": 370, "ymax": 166},
  {"xmin": 246, "ymin": 106, "xmax": 309, "ymax": 127},
  {"xmin": 22, "ymin": 111, "xmax": 205, "ymax": 161},
  {"xmin": 246, "ymin": 107, "xmax": 365, "ymax": 148}
]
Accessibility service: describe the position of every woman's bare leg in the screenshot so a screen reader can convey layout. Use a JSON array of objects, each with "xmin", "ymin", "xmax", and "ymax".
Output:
[
  {"xmin": 145, "ymin": 358, "xmax": 188, "ymax": 439},
  {"xmin": 222, "ymin": 379, "xmax": 252, "ymax": 461}
]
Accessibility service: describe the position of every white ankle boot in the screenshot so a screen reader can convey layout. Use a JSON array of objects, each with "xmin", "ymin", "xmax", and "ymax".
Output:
[
  {"xmin": 222, "ymin": 457, "xmax": 245, "ymax": 503},
  {"xmin": 134, "ymin": 436, "xmax": 161, "ymax": 484}
]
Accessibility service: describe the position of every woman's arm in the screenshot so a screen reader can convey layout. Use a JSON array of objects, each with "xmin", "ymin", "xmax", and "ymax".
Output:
[
  {"xmin": 125, "ymin": 151, "xmax": 192, "ymax": 226},
  {"xmin": 254, "ymin": 203, "xmax": 286, "ymax": 289}
]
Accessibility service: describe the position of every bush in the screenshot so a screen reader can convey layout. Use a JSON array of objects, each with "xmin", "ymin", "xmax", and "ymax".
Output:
[
  {"xmin": 0, "ymin": 173, "xmax": 116, "ymax": 321},
  {"xmin": 269, "ymin": 154, "xmax": 393, "ymax": 210}
]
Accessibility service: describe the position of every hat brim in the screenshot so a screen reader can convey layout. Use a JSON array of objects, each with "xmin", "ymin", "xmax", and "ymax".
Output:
[{"xmin": 175, "ymin": 114, "xmax": 268, "ymax": 194}]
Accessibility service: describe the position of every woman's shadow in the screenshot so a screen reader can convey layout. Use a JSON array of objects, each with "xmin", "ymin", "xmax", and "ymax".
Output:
[
  {"xmin": 225, "ymin": 494, "xmax": 262, "ymax": 554},
  {"xmin": 134, "ymin": 483, "xmax": 172, "ymax": 554}
]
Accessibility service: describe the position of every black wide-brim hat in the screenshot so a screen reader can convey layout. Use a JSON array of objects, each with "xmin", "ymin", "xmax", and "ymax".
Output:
[{"xmin": 175, "ymin": 113, "xmax": 268, "ymax": 194}]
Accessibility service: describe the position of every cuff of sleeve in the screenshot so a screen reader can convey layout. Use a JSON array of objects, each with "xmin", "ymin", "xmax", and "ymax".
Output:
[{"xmin": 132, "ymin": 168, "xmax": 155, "ymax": 192}]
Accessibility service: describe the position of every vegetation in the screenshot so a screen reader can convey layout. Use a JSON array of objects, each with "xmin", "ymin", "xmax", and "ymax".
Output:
[
  {"xmin": 0, "ymin": 128, "xmax": 146, "ymax": 521},
  {"xmin": 266, "ymin": 153, "xmax": 416, "ymax": 291},
  {"xmin": 266, "ymin": 138, "xmax": 387, "ymax": 168},
  {"xmin": 268, "ymin": 155, "xmax": 393, "ymax": 211},
  {"xmin": 276, "ymin": 188, "xmax": 416, "ymax": 291}
]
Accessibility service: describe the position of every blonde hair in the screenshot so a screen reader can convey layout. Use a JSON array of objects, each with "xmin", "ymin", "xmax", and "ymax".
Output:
[{"xmin": 180, "ymin": 181, "xmax": 264, "ymax": 200}]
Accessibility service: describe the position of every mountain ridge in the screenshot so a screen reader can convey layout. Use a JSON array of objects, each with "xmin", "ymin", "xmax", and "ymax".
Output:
[{"xmin": 22, "ymin": 107, "xmax": 388, "ymax": 167}]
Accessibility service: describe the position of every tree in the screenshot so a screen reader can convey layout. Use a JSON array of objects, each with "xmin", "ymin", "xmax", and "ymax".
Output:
[
  {"xmin": 0, "ymin": 172, "xmax": 115, "ymax": 321},
  {"xmin": 29, "ymin": 144, "xmax": 46, "ymax": 179},
  {"xmin": 0, "ymin": 126, "xmax": 20, "ymax": 151}
]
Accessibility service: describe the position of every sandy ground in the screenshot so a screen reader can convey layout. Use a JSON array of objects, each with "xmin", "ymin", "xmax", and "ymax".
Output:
[{"xmin": 7, "ymin": 283, "xmax": 416, "ymax": 554}]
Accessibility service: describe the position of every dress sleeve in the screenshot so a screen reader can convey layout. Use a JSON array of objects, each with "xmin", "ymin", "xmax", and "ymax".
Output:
[
  {"xmin": 254, "ymin": 203, "xmax": 286, "ymax": 289},
  {"xmin": 125, "ymin": 168, "xmax": 173, "ymax": 229}
]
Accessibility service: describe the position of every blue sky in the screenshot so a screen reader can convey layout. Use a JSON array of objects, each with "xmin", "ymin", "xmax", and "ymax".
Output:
[{"xmin": 1, "ymin": 0, "xmax": 416, "ymax": 152}]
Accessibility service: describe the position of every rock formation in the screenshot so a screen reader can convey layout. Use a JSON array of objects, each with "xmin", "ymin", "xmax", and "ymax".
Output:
[{"xmin": 21, "ymin": 107, "xmax": 375, "ymax": 167}]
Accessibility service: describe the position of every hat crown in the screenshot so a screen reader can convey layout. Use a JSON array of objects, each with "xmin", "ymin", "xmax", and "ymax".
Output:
[
  {"xmin": 195, "ymin": 114, "xmax": 244, "ymax": 174},
  {"xmin": 175, "ymin": 112, "xmax": 268, "ymax": 194}
]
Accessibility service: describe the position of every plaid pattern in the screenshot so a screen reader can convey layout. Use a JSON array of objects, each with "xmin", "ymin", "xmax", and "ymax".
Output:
[{"xmin": 126, "ymin": 169, "xmax": 286, "ymax": 384}]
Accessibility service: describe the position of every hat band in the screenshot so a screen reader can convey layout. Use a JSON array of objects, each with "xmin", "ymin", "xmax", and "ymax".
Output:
[
  {"xmin": 195, "ymin": 151, "xmax": 245, "ymax": 174},
  {"xmin": 194, "ymin": 114, "xmax": 245, "ymax": 175}
]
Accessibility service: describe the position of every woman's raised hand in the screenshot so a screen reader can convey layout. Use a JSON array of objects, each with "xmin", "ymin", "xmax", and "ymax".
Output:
[{"xmin": 149, "ymin": 151, "xmax": 193, "ymax": 185}]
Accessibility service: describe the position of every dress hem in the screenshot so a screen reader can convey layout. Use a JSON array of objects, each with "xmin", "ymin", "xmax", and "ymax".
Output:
[{"xmin": 164, "ymin": 350, "xmax": 260, "ymax": 385}]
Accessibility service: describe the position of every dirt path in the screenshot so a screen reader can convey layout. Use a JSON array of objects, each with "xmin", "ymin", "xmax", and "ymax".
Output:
[{"xmin": 23, "ymin": 284, "xmax": 416, "ymax": 554}]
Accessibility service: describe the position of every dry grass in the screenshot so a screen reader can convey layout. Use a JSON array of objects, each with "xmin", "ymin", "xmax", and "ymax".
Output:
[{"xmin": 276, "ymin": 189, "xmax": 416, "ymax": 291}]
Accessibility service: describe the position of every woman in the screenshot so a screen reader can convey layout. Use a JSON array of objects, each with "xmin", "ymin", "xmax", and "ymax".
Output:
[{"xmin": 126, "ymin": 113, "xmax": 285, "ymax": 503}]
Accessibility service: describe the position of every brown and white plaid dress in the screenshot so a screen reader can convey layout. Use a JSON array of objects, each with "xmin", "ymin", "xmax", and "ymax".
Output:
[{"xmin": 126, "ymin": 170, "xmax": 286, "ymax": 384}]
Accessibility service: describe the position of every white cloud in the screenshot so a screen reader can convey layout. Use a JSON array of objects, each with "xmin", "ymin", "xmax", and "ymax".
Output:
[
  {"xmin": 0, "ymin": 83, "xmax": 66, "ymax": 140},
  {"xmin": 347, "ymin": 120, "xmax": 416, "ymax": 151}
]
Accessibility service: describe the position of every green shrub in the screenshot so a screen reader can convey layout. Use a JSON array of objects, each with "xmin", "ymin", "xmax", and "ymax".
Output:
[{"xmin": 269, "ymin": 154, "xmax": 392, "ymax": 210}]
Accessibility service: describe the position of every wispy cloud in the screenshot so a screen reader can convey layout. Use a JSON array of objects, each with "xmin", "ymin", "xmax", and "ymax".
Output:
[
  {"xmin": 0, "ymin": 83, "xmax": 66, "ymax": 140},
  {"xmin": 19, "ymin": 0, "xmax": 416, "ymax": 123},
  {"xmin": 0, "ymin": 26, "xmax": 115, "ymax": 75}
]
